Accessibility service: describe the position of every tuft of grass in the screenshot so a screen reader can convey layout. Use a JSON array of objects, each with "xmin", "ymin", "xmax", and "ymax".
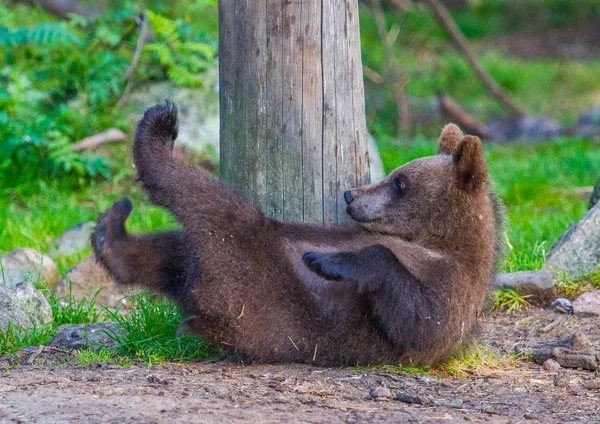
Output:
[
  {"xmin": 76, "ymin": 347, "xmax": 131, "ymax": 367},
  {"xmin": 47, "ymin": 284, "xmax": 104, "ymax": 326},
  {"xmin": 555, "ymin": 268, "xmax": 600, "ymax": 299},
  {"xmin": 0, "ymin": 323, "xmax": 55, "ymax": 357},
  {"xmin": 436, "ymin": 343, "xmax": 529, "ymax": 379},
  {"xmin": 492, "ymin": 287, "xmax": 532, "ymax": 313},
  {"xmin": 359, "ymin": 344, "xmax": 529, "ymax": 379},
  {"xmin": 105, "ymin": 293, "xmax": 221, "ymax": 366}
]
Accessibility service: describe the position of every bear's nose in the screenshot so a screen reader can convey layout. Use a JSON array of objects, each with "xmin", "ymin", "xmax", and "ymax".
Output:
[{"xmin": 343, "ymin": 190, "xmax": 354, "ymax": 204}]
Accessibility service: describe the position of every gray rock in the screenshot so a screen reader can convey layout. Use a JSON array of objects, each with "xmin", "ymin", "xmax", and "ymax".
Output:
[
  {"xmin": 492, "ymin": 270, "xmax": 555, "ymax": 298},
  {"xmin": 0, "ymin": 248, "xmax": 61, "ymax": 289},
  {"xmin": 55, "ymin": 222, "xmax": 95, "ymax": 256},
  {"xmin": 487, "ymin": 116, "xmax": 562, "ymax": 142},
  {"xmin": 366, "ymin": 133, "xmax": 385, "ymax": 183},
  {"xmin": 126, "ymin": 68, "xmax": 220, "ymax": 154},
  {"xmin": 545, "ymin": 202, "xmax": 600, "ymax": 276},
  {"xmin": 543, "ymin": 358, "xmax": 561, "ymax": 371},
  {"xmin": 572, "ymin": 290, "xmax": 600, "ymax": 317},
  {"xmin": 56, "ymin": 254, "xmax": 133, "ymax": 310},
  {"xmin": 369, "ymin": 386, "xmax": 391, "ymax": 399},
  {"xmin": 434, "ymin": 399, "xmax": 463, "ymax": 408},
  {"xmin": 394, "ymin": 392, "xmax": 422, "ymax": 404},
  {"xmin": 551, "ymin": 298, "xmax": 573, "ymax": 314},
  {"xmin": 574, "ymin": 105, "xmax": 600, "ymax": 139},
  {"xmin": 0, "ymin": 282, "xmax": 53, "ymax": 332},
  {"xmin": 49, "ymin": 322, "xmax": 123, "ymax": 351}
]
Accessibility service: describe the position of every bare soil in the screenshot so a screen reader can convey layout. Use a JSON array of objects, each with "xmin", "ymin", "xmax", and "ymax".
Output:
[{"xmin": 1, "ymin": 306, "xmax": 599, "ymax": 423}]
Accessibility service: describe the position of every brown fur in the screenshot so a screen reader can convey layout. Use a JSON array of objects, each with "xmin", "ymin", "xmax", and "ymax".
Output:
[{"xmin": 92, "ymin": 102, "xmax": 503, "ymax": 366}]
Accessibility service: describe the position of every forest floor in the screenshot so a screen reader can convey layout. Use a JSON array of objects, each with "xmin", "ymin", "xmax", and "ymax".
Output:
[{"xmin": 1, "ymin": 306, "xmax": 598, "ymax": 424}]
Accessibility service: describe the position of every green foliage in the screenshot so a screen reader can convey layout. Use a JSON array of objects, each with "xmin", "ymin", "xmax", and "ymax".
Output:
[
  {"xmin": 105, "ymin": 293, "xmax": 220, "ymax": 365},
  {"xmin": 144, "ymin": 10, "xmax": 216, "ymax": 87},
  {"xmin": 555, "ymin": 268, "xmax": 600, "ymax": 299},
  {"xmin": 0, "ymin": 323, "xmax": 55, "ymax": 358},
  {"xmin": 0, "ymin": 3, "xmax": 216, "ymax": 186},
  {"xmin": 48, "ymin": 284, "xmax": 104, "ymax": 326},
  {"xmin": 492, "ymin": 288, "xmax": 531, "ymax": 313},
  {"xmin": 359, "ymin": 3, "xmax": 600, "ymax": 137},
  {"xmin": 76, "ymin": 347, "xmax": 131, "ymax": 367}
]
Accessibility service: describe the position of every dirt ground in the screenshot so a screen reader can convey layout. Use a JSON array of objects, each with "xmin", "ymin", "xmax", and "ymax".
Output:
[{"xmin": 1, "ymin": 306, "xmax": 599, "ymax": 423}]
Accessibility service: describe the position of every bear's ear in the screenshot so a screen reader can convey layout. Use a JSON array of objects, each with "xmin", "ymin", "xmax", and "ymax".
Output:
[
  {"xmin": 452, "ymin": 135, "xmax": 488, "ymax": 190},
  {"xmin": 437, "ymin": 123, "xmax": 462, "ymax": 155}
]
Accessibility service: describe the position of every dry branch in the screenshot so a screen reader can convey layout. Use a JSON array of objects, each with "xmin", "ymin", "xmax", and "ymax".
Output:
[
  {"xmin": 370, "ymin": 0, "xmax": 411, "ymax": 139},
  {"xmin": 72, "ymin": 128, "xmax": 127, "ymax": 152},
  {"xmin": 12, "ymin": 0, "xmax": 101, "ymax": 19},
  {"xmin": 438, "ymin": 93, "xmax": 492, "ymax": 139},
  {"xmin": 422, "ymin": 0, "xmax": 525, "ymax": 117},
  {"xmin": 117, "ymin": 13, "xmax": 150, "ymax": 108}
]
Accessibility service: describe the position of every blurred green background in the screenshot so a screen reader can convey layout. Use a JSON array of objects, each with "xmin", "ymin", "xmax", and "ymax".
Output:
[{"xmin": 1, "ymin": 0, "xmax": 600, "ymax": 274}]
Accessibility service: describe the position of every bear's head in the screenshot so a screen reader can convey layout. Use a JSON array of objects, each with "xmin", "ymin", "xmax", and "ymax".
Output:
[{"xmin": 345, "ymin": 124, "xmax": 497, "ymax": 249}]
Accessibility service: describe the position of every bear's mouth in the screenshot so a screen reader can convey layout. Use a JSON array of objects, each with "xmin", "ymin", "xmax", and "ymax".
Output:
[{"xmin": 346, "ymin": 206, "xmax": 379, "ymax": 223}]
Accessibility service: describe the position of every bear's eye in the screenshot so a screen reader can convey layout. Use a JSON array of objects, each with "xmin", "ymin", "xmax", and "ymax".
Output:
[{"xmin": 393, "ymin": 176, "xmax": 408, "ymax": 197}]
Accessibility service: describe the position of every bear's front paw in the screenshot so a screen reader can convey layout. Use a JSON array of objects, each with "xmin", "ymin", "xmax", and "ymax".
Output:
[{"xmin": 302, "ymin": 252, "xmax": 343, "ymax": 281}]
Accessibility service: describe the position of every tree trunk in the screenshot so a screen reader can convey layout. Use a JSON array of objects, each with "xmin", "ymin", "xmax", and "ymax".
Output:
[{"xmin": 219, "ymin": 0, "xmax": 371, "ymax": 225}]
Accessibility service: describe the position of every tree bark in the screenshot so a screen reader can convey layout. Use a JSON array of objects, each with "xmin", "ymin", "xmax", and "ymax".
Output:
[{"xmin": 219, "ymin": 0, "xmax": 371, "ymax": 224}]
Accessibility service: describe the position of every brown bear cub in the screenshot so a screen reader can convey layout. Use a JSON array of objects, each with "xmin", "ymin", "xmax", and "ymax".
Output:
[{"xmin": 92, "ymin": 101, "xmax": 504, "ymax": 366}]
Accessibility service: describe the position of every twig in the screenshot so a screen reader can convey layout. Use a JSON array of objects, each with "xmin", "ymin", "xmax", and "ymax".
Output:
[
  {"xmin": 438, "ymin": 93, "xmax": 492, "ymax": 139},
  {"xmin": 117, "ymin": 13, "xmax": 149, "ymax": 108},
  {"xmin": 72, "ymin": 128, "xmax": 127, "ymax": 152},
  {"xmin": 288, "ymin": 336, "xmax": 300, "ymax": 352},
  {"xmin": 370, "ymin": 0, "xmax": 411, "ymax": 139},
  {"xmin": 27, "ymin": 345, "xmax": 45, "ymax": 365},
  {"xmin": 421, "ymin": 0, "xmax": 525, "ymax": 117}
]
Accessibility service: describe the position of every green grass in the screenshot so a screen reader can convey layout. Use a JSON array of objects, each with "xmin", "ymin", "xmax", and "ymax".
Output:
[
  {"xmin": 0, "ymin": 290, "xmax": 220, "ymax": 365},
  {"xmin": 105, "ymin": 294, "xmax": 220, "ymax": 366},
  {"xmin": 0, "ymin": 147, "xmax": 178, "ymax": 274}
]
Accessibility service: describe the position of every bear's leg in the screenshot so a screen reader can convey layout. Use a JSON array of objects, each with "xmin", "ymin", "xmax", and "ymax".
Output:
[
  {"xmin": 131, "ymin": 102, "xmax": 265, "ymax": 233},
  {"xmin": 92, "ymin": 198, "xmax": 197, "ymax": 298},
  {"xmin": 303, "ymin": 245, "xmax": 442, "ymax": 350}
]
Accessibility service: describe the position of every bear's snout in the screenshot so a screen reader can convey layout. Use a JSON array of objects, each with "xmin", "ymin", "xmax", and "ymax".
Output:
[{"xmin": 343, "ymin": 190, "xmax": 354, "ymax": 204}]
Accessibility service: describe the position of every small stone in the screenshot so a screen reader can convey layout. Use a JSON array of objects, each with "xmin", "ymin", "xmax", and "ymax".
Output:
[
  {"xmin": 394, "ymin": 392, "xmax": 423, "ymax": 404},
  {"xmin": 49, "ymin": 322, "xmax": 123, "ymax": 351},
  {"xmin": 0, "ymin": 248, "xmax": 61, "ymax": 289},
  {"xmin": 554, "ymin": 371, "xmax": 571, "ymax": 387},
  {"xmin": 434, "ymin": 399, "xmax": 463, "ymax": 408},
  {"xmin": 514, "ymin": 387, "xmax": 527, "ymax": 394},
  {"xmin": 56, "ymin": 254, "xmax": 132, "ymax": 309},
  {"xmin": 369, "ymin": 386, "xmax": 391, "ymax": 399},
  {"xmin": 572, "ymin": 290, "xmax": 600, "ymax": 317},
  {"xmin": 550, "ymin": 298, "xmax": 573, "ymax": 314},
  {"xmin": 55, "ymin": 222, "xmax": 95, "ymax": 256},
  {"xmin": 571, "ymin": 332, "xmax": 592, "ymax": 350},
  {"xmin": 543, "ymin": 358, "xmax": 561, "ymax": 371},
  {"xmin": 584, "ymin": 380, "xmax": 600, "ymax": 390},
  {"xmin": 0, "ymin": 282, "xmax": 53, "ymax": 332}
]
